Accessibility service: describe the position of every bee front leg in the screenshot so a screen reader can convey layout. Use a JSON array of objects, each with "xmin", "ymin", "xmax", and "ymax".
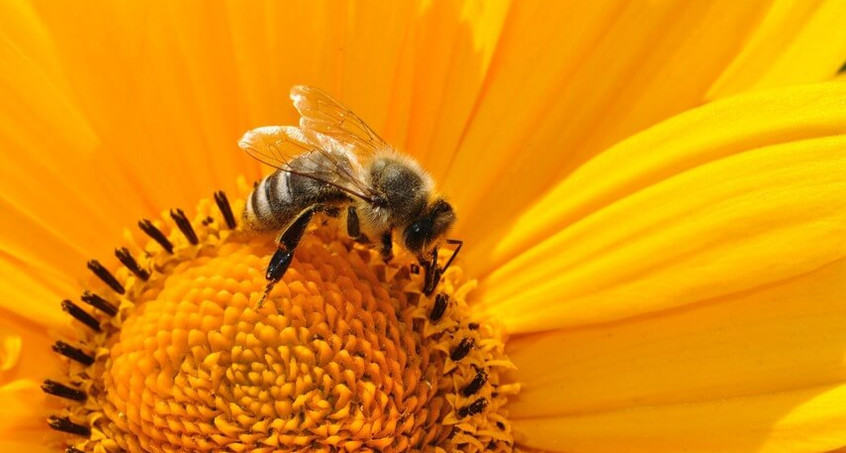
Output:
[
  {"xmin": 422, "ymin": 247, "xmax": 441, "ymax": 296},
  {"xmin": 419, "ymin": 240, "xmax": 462, "ymax": 295},
  {"xmin": 258, "ymin": 208, "xmax": 315, "ymax": 308},
  {"xmin": 442, "ymin": 238, "xmax": 463, "ymax": 272}
]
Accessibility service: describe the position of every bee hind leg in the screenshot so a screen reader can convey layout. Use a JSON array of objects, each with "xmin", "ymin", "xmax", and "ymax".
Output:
[
  {"xmin": 257, "ymin": 208, "xmax": 315, "ymax": 308},
  {"xmin": 266, "ymin": 248, "xmax": 295, "ymax": 282}
]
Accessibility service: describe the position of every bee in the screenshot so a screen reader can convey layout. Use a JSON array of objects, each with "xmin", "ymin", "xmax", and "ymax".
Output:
[{"xmin": 240, "ymin": 86, "xmax": 462, "ymax": 305}]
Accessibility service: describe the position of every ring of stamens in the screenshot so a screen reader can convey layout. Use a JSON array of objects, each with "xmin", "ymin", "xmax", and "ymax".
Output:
[{"xmin": 45, "ymin": 180, "xmax": 519, "ymax": 453}]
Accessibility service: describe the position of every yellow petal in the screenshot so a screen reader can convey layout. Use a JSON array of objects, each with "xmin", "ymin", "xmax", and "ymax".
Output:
[
  {"xmin": 0, "ymin": 0, "xmax": 64, "ymax": 84},
  {"xmin": 395, "ymin": 0, "xmax": 510, "ymax": 170},
  {"xmin": 0, "ymin": 258, "xmax": 68, "ymax": 329},
  {"xmin": 0, "ymin": 1, "xmax": 157, "ymax": 275},
  {"xmin": 477, "ymin": 82, "xmax": 846, "ymax": 333},
  {"xmin": 512, "ymin": 383, "xmax": 846, "ymax": 453},
  {"xmin": 0, "ymin": 309, "xmax": 60, "ymax": 384},
  {"xmin": 509, "ymin": 256, "xmax": 846, "ymax": 452},
  {"xmin": 0, "ymin": 337, "xmax": 21, "ymax": 372},
  {"xmin": 507, "ymin": 257, "xmax": 846, "ymax": 415},
  {"xmin": 1, "ymin": 1, "xmax": 509, "ymax": 290},
  {"xmin": 0, "ymin": 380, "xmax": 62, "ymax": 435},
  {"xmin": 28, "ymin": 2, "xmax": 256, "ymax": 203},
  {"xmin": 0, "ymin": 442, "xmax": 57, "ymax": 453},
  {"xmin": 708, "ymin": 0, "xmax": 846, "ymax": 99},
  {"xmin": 444, "ymin": 0, "xmax": 781, "ymax": 244}
]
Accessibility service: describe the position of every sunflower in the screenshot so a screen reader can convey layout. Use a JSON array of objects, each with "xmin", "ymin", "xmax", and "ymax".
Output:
[{"xmin": 2, "ymin": 1, "xmax": 846, "ymax": 452}]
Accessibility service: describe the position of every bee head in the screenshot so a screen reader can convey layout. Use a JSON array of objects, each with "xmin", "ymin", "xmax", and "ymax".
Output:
[{"xmin": 403, "ymin": 198, "xmax": 456, "ymax": 255}]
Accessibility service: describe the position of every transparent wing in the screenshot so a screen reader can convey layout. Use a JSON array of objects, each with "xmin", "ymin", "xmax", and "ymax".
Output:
[
  {"xmin": 239, "ymin": 125, "xmax": 377, "ymax": 202},
  {"xmin": 290, "ymin": 85, "xmax": 389, "ymax": 158},
  {"xmin": 239, "ymin": 125, "xmax": 311, "ymax": 170}
]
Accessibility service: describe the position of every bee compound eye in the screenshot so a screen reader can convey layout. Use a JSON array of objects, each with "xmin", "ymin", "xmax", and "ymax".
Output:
[{"xmin": 404, "ymin": 221, "xmax": 430, "ymax": 252}]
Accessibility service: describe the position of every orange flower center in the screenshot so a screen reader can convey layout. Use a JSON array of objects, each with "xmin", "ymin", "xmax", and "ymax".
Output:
[{"xmin": 47, "ymin": 188, "xmax": 519, "ymax": 453}]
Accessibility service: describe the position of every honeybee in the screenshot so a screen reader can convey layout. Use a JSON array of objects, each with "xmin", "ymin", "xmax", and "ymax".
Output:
[{"xmin": 240, "ymin": 86, "xmax": 461, "ymax": 305}]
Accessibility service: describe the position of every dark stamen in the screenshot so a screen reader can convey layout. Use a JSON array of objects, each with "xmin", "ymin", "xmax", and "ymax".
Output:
[
  {"xmin": 170, "ymin": 209, "xmax": 198, "ymax": 245},
  {"xmin": 52, "ymin": 341, "xmax": 94, "ymax": 366},
  {"xmin": 114, "ymin": 247, "xmax": 150, "ymax": 281},
  {"xmin": 138, "ymin": 219, "xmax": 174, "ymax": 254},
  {"xmin": 461, "ymin": 369, "xmax": 488, "ymax": 397},
  {"xmin": 61, "ymin": 300, "xmax": 101, "ymax": 332},
  {"xmin": 468, "ymin": 322, "xmax": 479, "ymax": 330},
  {"xmin": 67, "ymin": 447, "xmax": 85, "ymax": 453},
  {"xmin": 86, "ymin": 260, "xmax": 125, "ymax": 295},
  {"xmin": 41, "ymin": 380, "xmax": 86, "ymax": 402},
  {"xmin": 450, "ymin": 338, "xmax": 475, "ymax": 362},
  {"xmin": 214, "ymin": 191, "xmax": 237, "ymax": 229},
  {"xmin": 429, "ymin": 293, "xmax": 448, "ymax": 322},
  {"xmin": 80, "ymin": 291, "xmax": 118, "ymax": 317},
  {"xmin": 47, "ymin": 415, "xmax": 90, "ymax": 436},
  {"xmin": 458, "ymin": 398, "xmax": 488, "ymax": 418},
  {"xmin": 202, "ymin": 216, "xmax": 214, "ymax": 226},
  {"xmin": 409, "ymin": 263, "xmax": 420, "ymax": 275}
]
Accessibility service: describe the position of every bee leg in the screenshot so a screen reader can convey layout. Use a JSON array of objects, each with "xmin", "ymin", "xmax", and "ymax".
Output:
[
  {"xmin": 347, "ymin": 206, "xmax": 372, "ymax": 244},
  {"xmin": 380, "ymin": 231, "xmax": 393, "ymax": 263},
  {"xmin": 347, "ymin": 206, "xmax": 361, "ymax": 238},
  {"xmin": 319, "ymin": 206, "xmax": 340, "ymax": 226},
  {"xmin": 442, "ymin": 239, "xmax": 463, "ymax": 272},
  {"xmin": 277, "ymin": 209, "xmax": 315, "ymax": 256},
  {"xmin": 257, "ymin": 208, "xmax": 315, "ymax": 308},
  {"xmin": 266, "ymin": 249, "xmax": 295, "ymax": 282},
  {"xmin": 422, "ymin": 247, "xmax": 441, "ymax": 296},
  {"xmin": 419, "ymin": 240, "xmax": 463, "ymax": 295}
]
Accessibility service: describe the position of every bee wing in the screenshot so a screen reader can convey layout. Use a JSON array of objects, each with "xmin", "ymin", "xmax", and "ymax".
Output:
[
  {"xmin": 290, "ymin": 85, "xmax": 389, "ymax": 159},
  {"xmin": 239, "ymin": 125, "xmax": 377, "ymax": 202},
  {"xmin": 239, "ymin": 125, "xmax": 311, "ymax": 169}
]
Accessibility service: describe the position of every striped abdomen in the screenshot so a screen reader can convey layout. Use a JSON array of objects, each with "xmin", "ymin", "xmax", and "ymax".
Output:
[
  {"xmin": 244, "ymin": 170, "xmax": 302, "ymax": 231},
  {"xmin": 244, "ymin": 155, "xmax": 351, "ymax": 232}
]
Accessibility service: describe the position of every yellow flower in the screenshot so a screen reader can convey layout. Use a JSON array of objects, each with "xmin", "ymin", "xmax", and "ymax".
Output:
[{"xmin": 2, "ymin": 1, "xmax": 846, "ymax": 452}]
